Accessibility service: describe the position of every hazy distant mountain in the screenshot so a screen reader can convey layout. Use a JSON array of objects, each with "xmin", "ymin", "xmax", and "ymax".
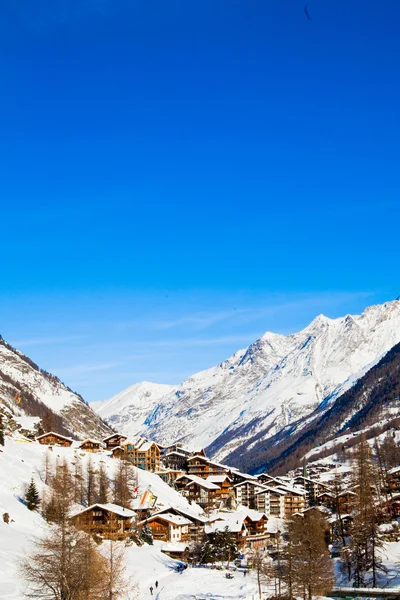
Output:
[
  {"xmin": 93, "ymin": 299, "xmax": 400, "ymax": 466},
  {"xmin": 92, "ymin": 381, "xmax": 175, "ymax": 438}
]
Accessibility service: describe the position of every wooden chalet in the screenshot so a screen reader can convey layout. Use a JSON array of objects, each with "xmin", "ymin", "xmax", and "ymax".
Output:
[
  {"xmin": 152, "ymin": 506, "xmax": 208, "ymax": 542},
  {"xmin": 205, "ymin": 513, "xmax": 248, "ymax": 551},
  {"xmin": 337, "ymin": 490, "xmax": 356, "ymax": 514},
  {"xmin": 292, "ymin": 476, "xmax": 331, "ymax": 501},
  {"xmin": 124, "ymin": 438, "xmax": 161, "ymax": 472},
  {"xmin": 317, "ymin": 491, "xmax": 335, "ymax": 510},
  {"xmin": 207, "ymin": 475, "xmax": 235, "ymax": 507},
  {"xmin": 70, "ymin": 503, "xmax": 135, "ymax": 539},
  {"xmin": 281, "ymin": 486, "xmax": 306, "ymax": 518},
  {"xmin": 110, "ymin": 446, "xmax": 125, "ymax": 459},
  {"xmin": 36, "ymin": 432, "xmax": 73, "ymax": 447},
  {"xmin": 176, "ymin": 474, "xmax": 219, "ymax": 511},
  {"xmin": 389, "ymin": 466, "xmax": 400, "ymax": 493},
  {"xmin": 163, "ymin": 450, "xmax": 189, "ymax": 472},
  {"xmin": 187, "ymin": 455, "xmax": 231, "ymax": 479},
  {"xmin": 103, "ymin": 433, "xmax": 127, "ymax": 450},
  {"xmin": 79, "ymin": 439, "xmax": 103, "ymax": 453},
  {"xmin": 256, "ymin": 473, "xmax": 275, "ymax": 486},
  {"xmin": 139, "ymin": 512, "xmax": 191, "ymax": 542}
]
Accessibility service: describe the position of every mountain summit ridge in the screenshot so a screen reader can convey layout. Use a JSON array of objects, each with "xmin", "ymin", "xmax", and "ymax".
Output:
[{"xmin": 94, "ymin": 299, "xmax": 400, "ymax": 462}]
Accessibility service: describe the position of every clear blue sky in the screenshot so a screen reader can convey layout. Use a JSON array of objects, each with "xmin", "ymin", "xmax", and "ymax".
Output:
[{"xmin": 0, "ymin": 0, "xmax": 399, "ymax": 401}]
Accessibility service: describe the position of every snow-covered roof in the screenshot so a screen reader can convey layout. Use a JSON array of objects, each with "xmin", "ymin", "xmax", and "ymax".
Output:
[
  {"xmin": 165, "ymin": 451, "xmax": 187, "ymax": 458},
  {"xmin": 36, "ymin": 431, "xmax": 74, "ymax": 442},
  {"xmin": 111, "ymin": 446, "xmax": 124, "ymax": 452},
  {"xmin": 103, "ymin": 433, "xmax": 127, "ymax": 442},
  {"xmin": 233, "ymin": 479, "xmax": 268, "ymax": 489},
  {"xmin": 186, "ymin": 476, "xmax": 219, "ymax": 490},
  {"xmin": 205, "ymin": 512, "xmax": 247, "ymax": 534},
  {"xmin": 389, "ymin": 466, "xmax": 400, "ymax": 475},
  {"xmin": 71, "ymin": 503, "xmax": 136, "ymax": 518},
  {"xmin": 206, "ymin": 475, "xmax": 232, "ymax": 484},
  {"xmin": 151, "ymin": 505, "xmax": 209, "ymax": 524},
  {"xmin": 142, "ymin": 512, "xmax": 192, "ymax": 527},
  {"xmin": 79, "ymin": 438, "xmax": 103, "ymax": 446},
  {"xmin": 255, "ymin": 485, "xmax": 286, "ymax": 497}
]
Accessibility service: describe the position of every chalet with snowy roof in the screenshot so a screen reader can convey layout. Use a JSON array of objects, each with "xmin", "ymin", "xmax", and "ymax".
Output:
[
  {"xmin": 36, "ymin": 432, "xmax": 73, "ymax": 447},
  {"xmin": 152, "ymin": 506, "xmax": 208, "ymax": 542},
  {"xmin": 205, "ymin": 512, "xmax": 248, "ymax": 550},
  {"xmin": 230, "ymin": 469, "xmax": 257, "ymax": 486},
  {"xmin": 234, "ymin": 479, "xmax": 271, "ymax": 508},
  {"xmin": 337, "ymin": 490, "xmax": 356, "ymax": 514},
  {"xmin": 163, "ymin": 450, "xmax": 189, "ymax": 472},
  {"xmin": 256, "ymin": 473, "xmax": 275, "ymax": 485},
  {"xmin": 292, "ymin": 476, "xmax": 331, "ymax": 501},
  {"xmin": 124, "ymin": 437, "xmax": 160, "ymax": 472},
  {"xmin": 176, "ymin": 474, "xmax": 219, "ymax": 511},
  {"xmin": 79, "ymin": 439, "xmax": 103, "ymax": 453},
  {"xmin": 187, "ymin": 455, "xmax": 232, "ymax": 479},
  {"xmin": 317, "ymin": 491, "xmax": 335, "ymax": 510},
  {"xmin": 103, "ymin": 433, "xmax": 127, "ymax": 450},
  {"xmin": 139, "ymin": 513, "xmax": 191, "ymax": 543},
  {"xmin": 70, "ymin": 503, "xmax": 135, "ymax": 539},
  {"xmin": 110, "ymin": 446, "xmax": 125, "ymax": 459},
  {"xmin": 207, "ymin": 474, "xmax": 235, "ymax": 507}
]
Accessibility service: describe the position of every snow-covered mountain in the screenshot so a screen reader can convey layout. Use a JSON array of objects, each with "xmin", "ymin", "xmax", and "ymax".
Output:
[
  {"xmin": 0, "ymin": 336, "xmax": 112, "ymax": 440},
  {"xmin": 94, "ymin": 299, "xmax": 400, "ymax": 464},
  {"xmin": 91, "ymin": 382, "xmax": 175, "ymax": 438}
]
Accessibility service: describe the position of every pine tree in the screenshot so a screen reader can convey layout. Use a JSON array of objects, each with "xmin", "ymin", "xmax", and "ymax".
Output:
[
  {"xmin": 0, "ymin": 416, "xmax": 5, "ymax": 446},
  {"xmin": 140, "ymin": 521, "xmax": 154, "ymax": 545},
  {"xmin": 25, "ymin": 478, "xmax": 40, "ymax": 511},
  {"xmin": 85, "ymin": 456, "xmax": 97, "ymax": 507},
  {"xmin": 113, "ymin": 459, "xmax": 134, "ymax": 508},
  {"xmin": 43, "ymin": 458, "xmax": 73, "ymax": 524},
  {"xmin": 97, "ymin": 462, "xmax": 109, "ymax": 504},
  {"xmin": 289, "ymin": 510, "xmax": 334, "ymax": 600}
]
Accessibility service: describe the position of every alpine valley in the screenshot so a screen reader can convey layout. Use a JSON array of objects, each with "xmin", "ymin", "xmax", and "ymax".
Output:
[{"xmin": 94, "ymin": 298, "xmax": 400, "ymax": 473}]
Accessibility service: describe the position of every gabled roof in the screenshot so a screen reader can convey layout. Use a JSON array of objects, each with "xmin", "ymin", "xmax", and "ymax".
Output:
[
  {"xmin": 186, "ymin": 476, "xmax": 219, "ymax": 491},
  {"xmin": 36, "ymin": 431, "xmax": 74, "ymax": 442},
  {"xmin": 71, "ymin": 503, "xmax": 136, "ymax": 518},
  {"xmin": 140, "ymin": 512, "xmax": 192, "ymax": 527},
  {"xmin": 164, "ymin": 451, "xmax": 188, "ymax": 458},
  {"xmin": 103, "ymin": 433, "xmax": 127, "ymax": 442},
  {"xmin": 206, "ymin": 475, "xmax": 232, "ymax": 484},
  {"xmin": 79, "ymin": 439, "xmax": 103, "ymax": 446},
  {"xmin": 255, "ymin": 486, "xmax": 286, "ymax": 497},
  {"xmin": 151, "ymin": 505, "xmax": 209, "ymax": 524},
  {"xmin": 111, "ymin": 446, "xmax": 124, "ymax": 452},
  {"xmin": 233, "ymin": 479, "xmax": 269, "ymax": 489}
]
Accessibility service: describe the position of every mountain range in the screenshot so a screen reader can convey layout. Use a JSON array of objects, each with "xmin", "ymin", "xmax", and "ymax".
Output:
[{"xmin": 93, "ymin": 299, "xmax": 400, "ymax": 470}]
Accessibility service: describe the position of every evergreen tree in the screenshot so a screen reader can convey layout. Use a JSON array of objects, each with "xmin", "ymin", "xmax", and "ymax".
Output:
[
  {"xmin": 0, "ymin": 416, "xmax": 5, "ymax": 446},
  {"xmin": 289, "ymin": 510, "xmax": 334, "ymax": 600},
  {"xmin": 25, "ymin": 478, "xmax": 40, "ymax": 511},
  {"xmin": 97, "ymin": 462, "xmax": 109, "ymax": 504},
  {"xmin": 140, "ymin": 521, "xmax": 154, "ymax": 545},
  {"xmin": 85, "ymin": 456, "xmax": 96, "ymax": 507},
  {"xmin": 113, "ymin": 459, "xmax": 134, "ymax": 508}
]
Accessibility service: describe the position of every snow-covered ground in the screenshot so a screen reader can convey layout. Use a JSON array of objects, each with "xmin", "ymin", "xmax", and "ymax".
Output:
[{"xmin": 0, "ymin": 434, "xmax": 259, "ymax": 599}]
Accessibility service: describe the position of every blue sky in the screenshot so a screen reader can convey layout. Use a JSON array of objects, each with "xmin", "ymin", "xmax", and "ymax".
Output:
[{"xmin": 0, "ymin": 0, "xmax": 399, "ymax": 401}]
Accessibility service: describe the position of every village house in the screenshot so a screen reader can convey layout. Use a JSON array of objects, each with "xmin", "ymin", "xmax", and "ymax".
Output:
[
  {"xmin": 155, "ymin": 468, "xmax": 185, "ymax": 486},
  {"xmin": 242, "ymin": 509, "xmax": 269, "ymax": 549},
  {"xmin": 337, "ymin": 489, "xmax": 357, "ymax": 514},
  {"xmin": 234, "ymin": 479, "xmax": 271, "ymax": 509},
  {"xmin": 176, "ymin": 474, "xmax": 220, "ymax": 511},
  {"xmin": 317, "ymin": 491, "xmax": 335, "ymax": 510},
  {"xmin": 205, "ymin": 512, "xmax": 248, "ymax": 551},
  {"xmin": 139, "ymin": 513, "xmax": 191, "ymax": 543},
  {"xmin": 230, "ymin": 470, "xmax": 258, "ymax": 486},
  {"xmin": 256, "ymin": 473, "xmax": 276, "ymax": 486},
  {"xmin": 79, "ymin": 439, "xmax": 103, "ymax": 453},
  {"xmin": 163, "ymin": 450, "xmax": 189, "ymax": 472},
  {"xmin": 281, "ymin": 486, "xmax": 306, "ymax": 517},
  {"xmin": 389, "ymin": 466, "xmax": 400, "ymax": 493},
  {"xmin": 187, "ymin": 455, "xmax": 232, "ymax": 479},
  {"xmin": 36, "ymin": 431, "xmax": 73, "ymax": 447},
  {"xmin": 292, "ymin": 475, "xmax": 332, "ymax": 502},
  {"xmin": 207, "ymin": 475, "xmax": 235, "ymax": 507},
  {"xmin": 124, "ymin": 438, "xmax": 161, "ymax": 472},
  {"xmin": 151, "ymin": 506, "xmax": 208, "ymax": 542},
  {"xmin": 255, "ymin": 487, "xmax": 283, "ymax": 517},
  {"xmin": 110, "ymin": 446, "xmax": 125, "ymax": 459},
  {"xmin": 103, "ymin": 433, "xmax": 127, "ymax": 450},
  {"xmin": 70, "ymin": 503, "xmax": 135, "ymax": 539}
]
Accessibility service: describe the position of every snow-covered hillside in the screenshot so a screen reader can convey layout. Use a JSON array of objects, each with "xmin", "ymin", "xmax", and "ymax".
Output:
[
  {"xmin": 95, "ymin": 299, "xmax": 400, "ymax": 463},
  {"xmin": 0, "ymin": 337, "xmax": 111, "ymax": 440},
  {"xmin": 92, "ymin": 382, "xmax": 175, "ymax": 439}
]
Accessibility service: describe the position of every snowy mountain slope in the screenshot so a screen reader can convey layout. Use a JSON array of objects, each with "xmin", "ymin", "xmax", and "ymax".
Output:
[
  {"xmin": 92, "ymin": 382, "xmax": 175, "ymax": 439},
  {"xmin": 0, "ymin": 336, "xmax": 112, "ymax": 440},
  {"xmin": 0, "ymin": 430, "xmax": 209, "ymax": 600},
  {"xmin": 96, "ymin": 299, "xmax": 400, "ymax": 465}
]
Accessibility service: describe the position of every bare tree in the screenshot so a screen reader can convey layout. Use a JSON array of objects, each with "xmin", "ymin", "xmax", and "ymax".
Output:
[
  {"xmin": 113, "ymin": 460, "xmax": 134, "ymax": 508},
  {"xmin": 97, "ymin": 463, "xmax": 110, "ymax": 505}
]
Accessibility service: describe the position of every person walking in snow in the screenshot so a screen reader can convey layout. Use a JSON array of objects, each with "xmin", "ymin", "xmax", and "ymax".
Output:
[
  {"xmin": 155, "ymin": 581, "xmax": 158, "ymax": 589},
  {"xmin": 149, "ymin": 586, "xmax": 153, "ymax": 595}
]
